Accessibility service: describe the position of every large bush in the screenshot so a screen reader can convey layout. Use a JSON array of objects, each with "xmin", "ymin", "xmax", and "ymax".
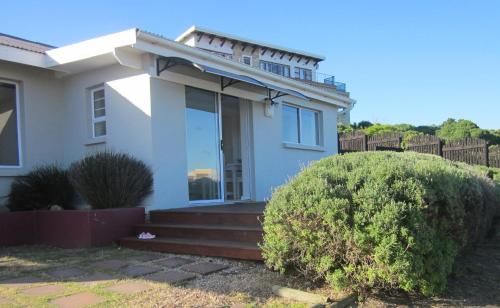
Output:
[
  {"xmin": 68, "ymin": 152, "xmax": 153, "ymax": 209},
  {"xmin": 262, "ymin": 152, "xmax": 499, "ymax": 296},
  {"xmin": 7, "ymin": 165, "xmax": 75, "ymax": 211}
]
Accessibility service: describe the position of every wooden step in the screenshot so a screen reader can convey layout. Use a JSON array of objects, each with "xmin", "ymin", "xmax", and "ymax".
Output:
[
  {"xmin": 135, "ymin": 224, "xmax": 263, "ymax": 243},
  {"xmin": 150, "ymin": 211, "xmax": 263, "ymax": 226},
  {"xmin": 120, "ymin": 237, "xmax": 262, "ymax": 260}
]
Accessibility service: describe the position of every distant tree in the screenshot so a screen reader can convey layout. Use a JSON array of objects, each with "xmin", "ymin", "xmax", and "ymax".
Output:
[
  {"xmin": 436, "ymin": 119, "xmax": 480, "ymax": 141},
  {"xmin": 354, "ymin": 121, "xmax": 373, "ymax": 129},
  {"xmin": 415, "ymin": 125, "xmax": 439, "ymax": 135},
  {"xmin": 338, "ymin": 124, "xmax": 354, "ymax": 134}
]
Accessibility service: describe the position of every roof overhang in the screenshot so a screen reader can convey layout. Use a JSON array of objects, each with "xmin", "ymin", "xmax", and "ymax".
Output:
[
  {"xmin": 156, "ymin": 56, "xmax": 309, "ymax": 103},
  {"xmin": 0, "ymin": 28, "xmax": 354, "ymax": 108},
  {"xmin": 176, "ymin": 25, "xmax": 325, "ymax": 62}
]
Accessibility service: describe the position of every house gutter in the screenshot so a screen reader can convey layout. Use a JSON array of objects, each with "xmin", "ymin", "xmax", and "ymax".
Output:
[{"xmin": 135, "ymin": 30, "xmax": 354, "ymax": 108}]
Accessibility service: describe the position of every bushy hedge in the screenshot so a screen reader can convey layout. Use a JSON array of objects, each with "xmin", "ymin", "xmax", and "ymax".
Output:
[
  {"xmin": 68, "ymin": 152, "xmax": 153, "ymax": 209},
  {"xmin": 7, "ymin": 165, "xmax": 75, "ymax": 211},
  {"xmin": 262, "ymin": 152, "xmax": 499, "ymax": 296}
]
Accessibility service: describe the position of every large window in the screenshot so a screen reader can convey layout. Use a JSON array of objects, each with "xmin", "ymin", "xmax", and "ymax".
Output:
[
  {"xmin": 259, "ymin": 60, "xmax": 290, "ymax": 77},
  {"xmin": 294, "ymin": 67, "xmax": 313, "ymax": 81},
  {"xmin": 91, "ymin": 87, "xmax": 106, "ymax": 138},
  {"xmin": 282, "ymin": 104, "xmax": 321, "ymax": 146},
  {"xmin": 0, "ymin": 80, "xmax": 21, "ymax": 167}
]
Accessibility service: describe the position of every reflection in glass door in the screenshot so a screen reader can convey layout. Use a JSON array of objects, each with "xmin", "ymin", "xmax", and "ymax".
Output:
[{"xmin": 185, "ymin": 87, "xmax": 223, "ymax": 202}]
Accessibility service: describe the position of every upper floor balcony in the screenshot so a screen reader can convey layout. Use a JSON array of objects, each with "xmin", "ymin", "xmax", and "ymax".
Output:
[{"xmin": 296, "ymin": 72, "xmax": 347, "ymax": 95}]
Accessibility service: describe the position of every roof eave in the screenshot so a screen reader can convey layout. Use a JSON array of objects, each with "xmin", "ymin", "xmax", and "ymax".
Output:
[
  {"xmin": 137, "ymin": 30, "xmax": 352, "ymax": 108},
  {"xmin": 175, "ymin": 25, "xmax": 326, "ymax": 62}
]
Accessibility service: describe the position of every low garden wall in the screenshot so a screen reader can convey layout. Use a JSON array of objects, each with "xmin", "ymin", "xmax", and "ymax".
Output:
[{"xmin": 0, "ymin": 208, "xmax": 144, "ymax": 248}]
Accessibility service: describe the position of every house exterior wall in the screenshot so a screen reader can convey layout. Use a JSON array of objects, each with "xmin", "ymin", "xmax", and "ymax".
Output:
[
  {"xmin": 0, "ymin": 61, "xmax": 64, "ymax": 206},
  {"xmin": 0, "ymin": 59, "xmax": 340, "ymax": 210},
  {"xmin": 251, "ymin": 98, "xmax": 338, "ymax": 200}
]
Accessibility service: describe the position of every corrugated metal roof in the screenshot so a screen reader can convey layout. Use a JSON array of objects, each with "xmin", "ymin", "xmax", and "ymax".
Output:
[{"xmin": 0, "ymin": 33, "xmax": 55, "ymax": 54}]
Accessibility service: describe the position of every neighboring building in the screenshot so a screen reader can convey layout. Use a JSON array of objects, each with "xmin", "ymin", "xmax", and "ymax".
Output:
[{"xmin": 0, "ymin": 27, "xmax": 356, "ymax": 210}]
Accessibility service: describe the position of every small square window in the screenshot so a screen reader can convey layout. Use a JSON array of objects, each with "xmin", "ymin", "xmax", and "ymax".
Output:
[{"xmin": 242, "ymin": 56, "xmax": 252, "ymax": 66}]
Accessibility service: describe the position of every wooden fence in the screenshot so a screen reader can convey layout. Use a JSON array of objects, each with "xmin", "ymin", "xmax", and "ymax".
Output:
[
  {"xmin": 338, "ymin": 131, "xmax": 500, "ymax": 168},
  {"xmin": 490, "ymin": 147, "xmax": 500, "ymax": 168}
]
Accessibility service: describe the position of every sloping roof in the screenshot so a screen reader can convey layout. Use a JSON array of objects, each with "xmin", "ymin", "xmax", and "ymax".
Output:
[
  {"xmin": 0, "ymin": 33, "xmax": 55, "ymax": 54},
  {"xmin": 176, "ymin": 26, "xmax": 325, "ymax": 61}
]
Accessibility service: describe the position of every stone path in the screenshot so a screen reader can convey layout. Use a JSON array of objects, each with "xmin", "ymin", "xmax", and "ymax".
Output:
[
  {"xmin": 51, "ymin": 292, "xmax": 104, "ymax": 308},
  {"xmin": 0, "ymin": 254, "xmax": 233, "ymax": 307},
  {"xmin": 22, "ymin": 284, "xmax": 66, "ymax": 296}
]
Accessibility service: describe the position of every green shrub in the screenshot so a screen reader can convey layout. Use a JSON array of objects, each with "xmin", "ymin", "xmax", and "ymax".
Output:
[
  {"xmin": 262, "ymin": 152, "xmax": 499, "ymax": 296},
  {"xmin": 68, "ymin": 152, "xmax": 153, "ymax": 209},
  {"xmin": 7, "ymin": 165, "xmax": 75, "ymax": 211}
]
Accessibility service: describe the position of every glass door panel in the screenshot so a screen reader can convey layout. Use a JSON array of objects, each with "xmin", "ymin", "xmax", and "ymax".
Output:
[{"xmin": 185, "ymin": 87, "xmax": 222, "ymax": 202}]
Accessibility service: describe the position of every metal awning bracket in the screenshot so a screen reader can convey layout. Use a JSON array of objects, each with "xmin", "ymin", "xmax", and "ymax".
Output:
[
  {"xmin": 267, "ymin": 89, "xmax": 287, "ymax": 105},
  {"xmin": 156, "ymin": 57, "xmax": 176, "ymax": 76},
  {"xmin": 220, "ymin": 76, "xmax": 240, "ymax": 91}
]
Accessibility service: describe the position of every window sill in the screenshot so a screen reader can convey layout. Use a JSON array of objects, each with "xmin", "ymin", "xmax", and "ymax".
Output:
[
  {"xmin": 0, "ymin": 167, "xmax": 24, "ymax": 177},
  {"xmin": 282, "ymin": 142, "xmax": 325, "ymax": 152},
  {"xmin": 84, "ymin": 137, "xmax": 107, "ymax": 146}
]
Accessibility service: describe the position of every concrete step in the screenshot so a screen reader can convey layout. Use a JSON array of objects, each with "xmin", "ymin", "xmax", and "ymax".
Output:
[
  {"xmin": 135, "ymin": 223, "xmax": 263, "ymax": 243},
  {"xmin": 120, "ymin": 236, "xmax": 262, "ymax": 260}
]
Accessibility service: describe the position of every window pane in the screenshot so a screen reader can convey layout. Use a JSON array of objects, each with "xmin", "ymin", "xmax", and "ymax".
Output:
[
  {"xmin": 93, "ymin": 89, "xmax": 104, "ymax": 100},
  {"xmin": 94, "ymin": 108, "xmax": 105, "ymax": 118},
  {"xmin": 300, "ymin": 109, "xmax": 319, "ymax": 145},
  {"xmin": 93, "ymin": 99, "xmax": 105, "ymax": 110},
  {"xmin": 185, "ymin": 86, "xmax": 221, "ymax": 201},
  {"xmin": 282, "ymin": 105, "xmax": 299, "ymax": 143},
  {"xmin": 0, "ymin": 82, "xmax": 19, "ymax": 166},
  {"xmin": 94, "ymin": 121, "xmax": 106, "ymax": 137}
]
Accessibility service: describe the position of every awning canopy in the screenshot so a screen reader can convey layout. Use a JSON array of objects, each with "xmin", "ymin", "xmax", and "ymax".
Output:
[{"xmin": 156, "ymin": 56, "xmax": 309, "ymax": 102}]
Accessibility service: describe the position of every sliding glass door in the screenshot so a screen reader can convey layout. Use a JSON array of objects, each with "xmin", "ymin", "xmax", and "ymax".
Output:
[{"xmin": 185, "ymin": 87, "xmax": 223, "ymax": 203}]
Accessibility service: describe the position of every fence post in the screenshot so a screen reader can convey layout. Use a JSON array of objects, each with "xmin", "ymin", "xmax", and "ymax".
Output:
[
  {"xmin": 485, "ymin": 142, "xmax": 489, "ymax": 167},
  {"xmin": 363, "ymin": 134, "xmax": 368, "ymax": 151},
  {"xmin": 438, "ymin": 139, "xmax": 443, "ymax": 157}
]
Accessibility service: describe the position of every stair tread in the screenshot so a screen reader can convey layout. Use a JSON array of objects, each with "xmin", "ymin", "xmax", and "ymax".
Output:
[
  {"xmin": 137, "ymin": 223, "xmax": 262, "ymax": 231},
  {"xmin": 121, "ymin": 236, "xmax": 261, "ymax": 250}
]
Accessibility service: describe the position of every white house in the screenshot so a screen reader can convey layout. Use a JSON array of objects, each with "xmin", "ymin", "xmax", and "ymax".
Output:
[{"xmin": 0, "ymin": 27, "xmax": 356, "ymax": 210}]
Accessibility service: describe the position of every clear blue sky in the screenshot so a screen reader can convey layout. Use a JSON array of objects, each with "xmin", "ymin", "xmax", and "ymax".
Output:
[{"xmin": 2, "ymin": 1, "xmax": 499, "ymax": 128}]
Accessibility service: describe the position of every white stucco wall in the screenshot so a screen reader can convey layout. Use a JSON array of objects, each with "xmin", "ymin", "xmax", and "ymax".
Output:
[
  {"xmin": 60, "ymin": 64, "xmax": 143, "ymax": 164},
  {"xmin": 0, "ymin": 58, "xmax": 340, "ymax": 210},
  {"xmin": 0, "ymin": 61, "xmax": 64, "ymax": 206},
  {"xmin": 149, "ymin": 78, "xmax": 189, "ymax": 210},
  {"xmin": 251, "ymin": 98, "xmax": 338, "ymax": 201}
]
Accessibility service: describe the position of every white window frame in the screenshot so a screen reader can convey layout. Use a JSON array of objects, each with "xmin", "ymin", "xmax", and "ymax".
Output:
[
  {"xmin": 282, "ymin": 103, "xmax": 322, "ymax": 147},
  {"xmin": 242, "ymin": 55, "xmax": 252, "ymax": 66},
  {"xmin": 0, "ymin": 79, "xmax": 22, "ymax": 168},
  {"xmin": 90, "ymin": 86, "xmax": 106, "ymax": 138}
]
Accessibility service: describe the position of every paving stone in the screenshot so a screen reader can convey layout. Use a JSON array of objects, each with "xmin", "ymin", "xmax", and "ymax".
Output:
[
  {"xmin": 0, "ymin": 276, "xmax": 44, "ymax": 288},
  {"xmin": 154, "ymin": 257, "xmax": 194, "ymax": 268},
  {"xmin": 93, "ymin": 259, "xmax": 128, "ymax": 271},
  {"xmin": 106, "ymin": 281, "xmax": 152, "ymax": 295},
  {"xmin": 131, "ymin": 254, "xmax": 163, "ymax": 262},
  {"xmin": 121, "ymin": 265, "xmax": 162, "ymax": 277},
  {"xmin": 47, "ymin": 267, "xmax": 86, "ymax": 279},
  {"xmin": 146, "ymin": 270, "xmax": 196, "ymax": 284},
  {"xmin": 22, "ymin": 284, "xmax": 66, "ymax": 296},
  {"xmin": 181, "ymin": 262, "xmax": 229, "ymax": 275},
  {"xmin": 77, "ymin": 272, "xmax": 115, "ymax": 285},
  {"xmin": 51, "ymin": 292, "xmax": 104, "ymax": 308}
]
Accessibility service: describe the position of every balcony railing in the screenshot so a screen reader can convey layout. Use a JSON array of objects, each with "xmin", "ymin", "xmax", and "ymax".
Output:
[
  {"xmin": 318, "ymin": 73, "xmax": 347, "ymax": 93},
  {"xmin": 291, "ymin": 72, "xmax": 347, "ymax": 94}
]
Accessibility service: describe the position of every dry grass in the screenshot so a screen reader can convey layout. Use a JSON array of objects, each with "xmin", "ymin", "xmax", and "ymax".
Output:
[{"xmin": 0, "ymin": 245, "xmax": 337, "ymax": 307}]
